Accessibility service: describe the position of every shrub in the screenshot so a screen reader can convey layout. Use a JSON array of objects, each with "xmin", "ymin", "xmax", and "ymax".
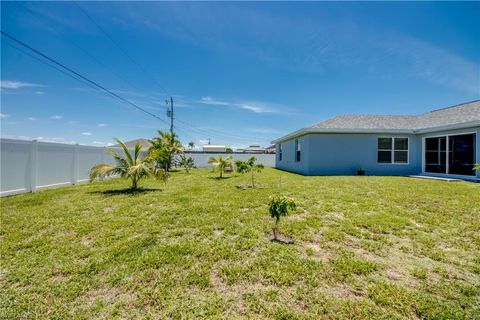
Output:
[{"xmin": 178, "ymin": 155, "xmax": 195, "ymax": 173}]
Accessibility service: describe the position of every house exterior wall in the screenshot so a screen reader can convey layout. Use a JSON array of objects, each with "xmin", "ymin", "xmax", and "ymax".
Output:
[
  {"xmin": 275, "ymin": 135, "xmax": 310, "ymax": 174},
  {"xmin": 306, "ymin": 133, "xmax": 421, "ymax": 175},
  {"xmin": 276, "ymin": 133, "xmax": 422, "ymax": 176},
  {"xmin": 275, "ymin": 127, "xmax": 480, "ymax": 178}
]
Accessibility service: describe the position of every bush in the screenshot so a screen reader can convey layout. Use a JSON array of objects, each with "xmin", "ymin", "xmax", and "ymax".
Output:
[{"xmin": 178, "ymin": 155, "xmax": 196, "ymax": 173}]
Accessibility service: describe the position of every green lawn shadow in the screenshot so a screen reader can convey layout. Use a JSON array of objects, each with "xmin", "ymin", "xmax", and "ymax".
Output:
[
  {"xmin": 208, "ymin": 176, "xmax": 232, "ymax": 180},
  {"xmin": 90, "ymin": 187, "xmax": 162, "ymax": 196}
]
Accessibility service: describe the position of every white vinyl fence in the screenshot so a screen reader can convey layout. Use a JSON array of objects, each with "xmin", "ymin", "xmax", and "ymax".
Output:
[
  {"xmin": 0, "ymin": 139, "xmax": 121, "ymax": 196},
  {"xmin": 180, "ymin": 152, "xmax": 275, "ymax": 168},
  {"xmin": 0, "ymin": 139, "xmax": 275, "ymax": 196}
]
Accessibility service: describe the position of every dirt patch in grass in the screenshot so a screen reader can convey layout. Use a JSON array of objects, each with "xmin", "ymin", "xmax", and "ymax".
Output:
[
  {"xmin": 302, "ymin": 241, "xmax": 332, "ymax": 263},
  {"xmin": 81, "ymin": 286, "xmax": 136, "ymax": 310}
]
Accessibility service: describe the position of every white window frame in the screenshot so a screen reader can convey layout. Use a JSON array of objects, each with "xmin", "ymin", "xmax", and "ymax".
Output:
[
  {"xmin": 422, "ymin": 131, "xmax": 476, "ymax": 177},
  {"xmin": 295, "ymin": 139, "xmax": 301, "ymax": 162},
  {"xmin": 377, "ymin": 137, "xmax": 409, "ymax": 165}
]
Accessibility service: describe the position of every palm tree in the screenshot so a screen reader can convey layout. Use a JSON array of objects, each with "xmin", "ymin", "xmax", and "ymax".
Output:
[
  {"xmin": 149, "ymin": 131, "xmax": 184, "ymax": 171},
  {"xmin": 208, "ymin": 155, "xmax": 233, "ymax": 178},
  {"xmin": 188, "ymin": 141, "xmax": 195, "ymax": 150},
  {"xmin": 89, "ymin": 138, "xmax": 168, "ymax": 189}
]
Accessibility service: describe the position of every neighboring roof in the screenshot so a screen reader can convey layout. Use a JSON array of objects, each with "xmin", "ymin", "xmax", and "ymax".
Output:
[
  {"xmin": 244, "ymin": 145, "xmax": 266, "ymax": 151},
  {"xmin": 113, "ymin": 138, "xmax": 151, "ymax": 149},
  {"xmin": 273, "ymin": 100, "xmax": 480, "ymax": 143},
  {"xmin": 203, "ymin": 144, "xmax": 226, "ymax": 148}
]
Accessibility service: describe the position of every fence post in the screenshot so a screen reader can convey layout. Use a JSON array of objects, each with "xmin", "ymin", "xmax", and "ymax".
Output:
[
  {"xmin": 29, "ymin": 140, "xmax": 38, "ymax": 193},
  {"xmin": 72, "ymin": 144, "xmax": 79, "ymax": 184}
]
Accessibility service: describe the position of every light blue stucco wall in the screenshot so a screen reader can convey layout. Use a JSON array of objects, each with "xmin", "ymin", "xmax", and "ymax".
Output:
[
  {"xmin": 275, "ymin": 127, "xmax": 479, "ymax": 178},
  {"xmin": 275, "ymin": 135, "xmax": 310, "ymax": 174}
]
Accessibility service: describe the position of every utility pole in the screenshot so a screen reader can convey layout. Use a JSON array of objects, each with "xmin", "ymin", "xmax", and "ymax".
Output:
[{"xmin": 166, "ymin": 96, "xmax": 174, "ymax": 136}]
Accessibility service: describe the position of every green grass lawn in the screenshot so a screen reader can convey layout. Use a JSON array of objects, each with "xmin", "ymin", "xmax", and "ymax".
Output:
[{"xmin": 1, "ymin": 168, "xmax": 479, "ymax": 319}]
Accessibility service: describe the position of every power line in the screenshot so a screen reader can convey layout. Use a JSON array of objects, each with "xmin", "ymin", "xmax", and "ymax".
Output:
[
  {"xmin": 16, "ymin": 2, "xmax": 150, "ymax": 98},
  {"xmin": 2, "ymin": 38, "xmax": 109, "ymax": 97},
  {"xmin": 1, "ymin": 30, "xmax": 170, "ymax": 125},
  {"xmin": 73, "ymin": 1, "xmax": 171, "ymax": 97},
  {"xmin": 175, "ymin": 119, "xmax": 259, "ymax": 142}
]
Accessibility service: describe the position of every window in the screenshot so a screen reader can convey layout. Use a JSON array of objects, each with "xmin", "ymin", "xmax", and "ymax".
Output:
[
  {"xmin": 394, "ymin": 138, "xmax": 408, "ymax": 163},
  {"xmin": 295, "ymin": 139, "xmax": 301, "ymax": 162},
  {"xmin": 377, "ymin": 137, "xmax": 408, "ymax": 164},
  {"xmin": 278, "ymin": 144, "xmax": 282, "ymax": 161}
]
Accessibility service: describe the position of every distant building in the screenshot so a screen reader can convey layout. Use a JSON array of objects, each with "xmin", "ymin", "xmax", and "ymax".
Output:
[
  {"xmin": 243, "ymin": 144, "xmax": 267, "ymax": 153},
  {"xmin": 265, "ymin": 144, "xmax": 276, "ymax": 154},
  {"xmin": 203, "ymin": 144, "xmax": 227, "ymax": 152}
]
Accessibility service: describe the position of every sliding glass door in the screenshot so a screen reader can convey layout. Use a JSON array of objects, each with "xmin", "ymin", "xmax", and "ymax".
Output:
[
  {"xmin": 425, "ymin": 136, "xmax": 447, "ymax": 173},
  {"xmin": 424, "ymin": 133, "xmax": 476, "ymax": 176}
]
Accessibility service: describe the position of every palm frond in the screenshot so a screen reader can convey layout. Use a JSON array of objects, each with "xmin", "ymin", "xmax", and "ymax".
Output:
[
  {"xmin": 114, "ymin": 137, "xmax": 134, "ymax": 166},
  {"xmin": 134, "ymin": 143, "xmax": 142, "ymax": 163},
  {"xmin": 89, "ymin": 164, "xmax": 118, "ymax": 182}
]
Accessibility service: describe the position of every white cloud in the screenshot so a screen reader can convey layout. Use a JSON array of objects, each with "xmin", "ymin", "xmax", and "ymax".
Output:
[
  {"xmin": 35, "ymin": 91, "xmax": 45, "ymax": 95},
  {"xmin": 0, "ymin": 113, "xmax": 10, "ymax": 118},
  {"xmin": 0, "ymin": 80, "xmax": 45, "ymax": 89},
  {"xmin": 50, "ymin": 115, "xmax": 63, "ymax": 120},
  {"xmin": 97, "ymin": 123, "xmax": 107, "ymax": 127},
  {"xmin": 27, "ymin": 117, "xmax": 37, "ymax": 121},
  {"xmin": 0, "ymin": 134, "xmax": 75, "ymax": 144},
  {"xmin": 199, "ymin": 96, "xmax": 290, "ymax": 113},
  {"xmin": 81, "ymin": 132, "xmax": 92, "ymax": 136}
]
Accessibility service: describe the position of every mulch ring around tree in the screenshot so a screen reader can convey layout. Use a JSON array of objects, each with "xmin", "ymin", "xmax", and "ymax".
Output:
[
  {"xmin": 235, "ymin": 184, "xmax": 265, "ymax": 190},
  {"xmin": 268, "ymin": 231, "xmax": 294, "ymax": 244}
]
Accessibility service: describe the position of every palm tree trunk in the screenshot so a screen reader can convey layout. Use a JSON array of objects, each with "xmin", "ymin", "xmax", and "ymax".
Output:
[{"xmin": 131, "ymin": 176, "xmax": 137, "ymax": 189}]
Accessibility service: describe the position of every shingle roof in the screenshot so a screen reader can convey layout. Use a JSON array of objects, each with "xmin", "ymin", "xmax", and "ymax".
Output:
[
  {"xmin": 310, "ymin": 100, "xmax": 480, "ymax": 131},
  {"xmin": 272, "ymin": 100, "xmax": 480, "ymax": 144}
]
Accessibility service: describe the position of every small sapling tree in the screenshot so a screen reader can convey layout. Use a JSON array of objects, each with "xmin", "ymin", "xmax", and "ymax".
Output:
[
  {"xmin": 268, "ymin": 195, "xmax": 296, "ymax": 241},
  {"xmin": 235, "ymin": 157, "xmax": 264, "ymax": 188}
]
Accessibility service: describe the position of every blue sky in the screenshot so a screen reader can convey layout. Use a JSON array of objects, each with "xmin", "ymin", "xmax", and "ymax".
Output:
[{"xmin": 1, "ymin": 1, "xmax": 479, "ymax": 148}]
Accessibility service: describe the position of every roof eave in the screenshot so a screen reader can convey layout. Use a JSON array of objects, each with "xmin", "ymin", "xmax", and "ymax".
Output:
[
  {"xmin": 414, "ymin": 120, "xmax": 480, "ymax": 134},
  {"xmin": 271, "ymin": 127, "xmax": 415, "ymax": 144}
]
